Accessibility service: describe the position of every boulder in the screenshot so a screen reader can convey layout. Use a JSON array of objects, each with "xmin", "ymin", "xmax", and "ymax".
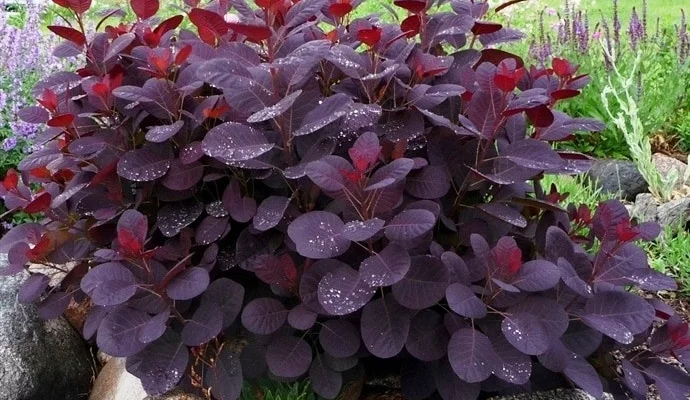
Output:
[
  {"xmin": 488, "ymin": 389, "xmax": 614, "ymax": 400},
  {"xmin": 0, "ymin": 271, "xmax": 94, "ymax": 400},
  {"xmin": 652, "ymin": 153, "xmax": 688, "ymax": 188},
  {"xmin": 587, "ymin": 159, "xmax": 647, "ymax": 201}
]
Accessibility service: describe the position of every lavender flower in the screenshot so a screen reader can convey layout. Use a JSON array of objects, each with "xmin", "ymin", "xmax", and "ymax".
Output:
[
  {"xmin": 642, "ymin": 0, "xmax": 648, "ymax": 41},
  {"xmin": 2, "ymin": 137, "xmax": 18, "ymax": 152},
  {"xmin": 613, "ymin": 0, "xmax": 621, "ymax": 53},
  {"xmin": 628, "ymin": 7, "xmax": 644, "ymax": 51}
]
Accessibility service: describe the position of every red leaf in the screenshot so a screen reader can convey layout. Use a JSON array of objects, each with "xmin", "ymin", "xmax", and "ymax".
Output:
[
  {"xmin": 30, "ymin": 167, "xmax": 52, "ymax": 179},
  {"xmin": 153, "ymin": 15, "xmax": 184, "ymax": 36},
  {"xmin": 551, "ymin": 89, "xmax": 580, "ymax": 101},
  {"xmin": 475, "ymin": 49, "xmax": 524, "ymax": 69},
  {"xmin": 615, "ymin": 221, "xmax": 639, "ymax": 242},
  {"xmin": 131, "ymin": 0, "xmax": 159, "ymax": 19},
  {"xmin": 471, "ymin": 21, "xmax": 503, "ymax": 35},
  {"xmin": 53, "ymin": 169, "xmax": 75, "ymax": 184},
  {"xmin": 47, "ymin": 114, "xmax": 75, "ymax": 128},
  {"xmin": 328, "ymin": 2, "xmax": 353, "ymax": 18},
  {"xmin": 203, "ymin": 101, "xmax": 230, "ymax": 119},
  {"xmin": 3, "ymin": 169, "xmax": 18, "ymax": 190},
  {"xmin": 38, "ymin": 89, "xmax": 58, "ymax": 112},
  {"xmin": 494, "ymin": 74, "xmax": 516, "ymax": 92},
  {"xmin": 48, "ymin": 25, "xmax": 86, "ymax": 46},
  {"xmin": 24, "ymin": 192, "xmax": 52, "ymax": 214},
  {"xmin": 189, "ymin": 8, "xmax": 229, "ymax": 37},
  {"xmin": 27, "ymin": 235, "xmax": 52, "ymax": 262},
  {"xmin": 400, "ymin": 15, "xmax": 421, "ymax": 38},
  {"xmin": 552, "ymin": 58, "xmax": 571, "ymax": 78},
  {"xmin": 53, "ymin": 0, "xmax": 91, "ymax": 13},
  {"xmin": 90, "ymin": 160, "xmax": 118, "ymax": 187},
  {"xmin": 92, "ymin": 82, "xmax": 110, "ymax": 99},
  {"xmin": 228, "ymin": 22, "xmax": 272, "ymax": 41},
  {"xmin": 525, "ymin": 105, "xmax": 554, "ymax": 128},
  {"xmin": 175, "ymin": 44, "xmax": 193, "ymax": 65},
  {"xmin": 393, "ymin": 0, "xmax": 426, "ymax": 13},
  {"xmin": 357, "ymin": 26, "xmax": 382, "ymax": 47},
  {"xmin": 118, "ymin": 229, "xmax": 143, "ymax": 255}
]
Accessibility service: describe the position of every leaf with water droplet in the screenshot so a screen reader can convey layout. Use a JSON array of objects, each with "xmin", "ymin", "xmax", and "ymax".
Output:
[
  {"xmin": 145, "ymin": 120, "xmax": 184, "ymax": 143},
  {"xmin": 318, "ymin": 266, "xmax": 375, "ymax": 316},
  {"xmin": 202, "ymin": 122, "xmax": 274, "ymax": 163}
]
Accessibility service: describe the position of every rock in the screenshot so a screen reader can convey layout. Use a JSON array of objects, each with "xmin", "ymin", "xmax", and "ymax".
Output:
[
  {"xmin": 587, "ymin": 159, "xmax": 648, "ymax": 201},
  {"xmin": 631, "ymin": 193, "xmax": 658, "ymax": 222},
  {"xmin": 0, "ymin": 272, "xmax": 94, "ymax": 400},
  {"xmin": 653, "ymin": 153, "xmax": 688, "ymax": 188},
  {"xmin": 631, "ymin": 193, "xmax": 690, "ymax": 228},
  {"xmin": 657, "ymin": 197, "xmax": 690, "ymax": 228},
  {"xmin": 90, "ymin": 357, "xmax": 204, "ymax": 400},
  {"xmin": 488, "ymin": 388, "xmax": 614, "ymax": 400}
]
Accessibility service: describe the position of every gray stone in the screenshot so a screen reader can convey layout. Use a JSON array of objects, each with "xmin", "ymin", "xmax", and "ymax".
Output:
[
  {"xmin": 0, "ymin": 273, "xmax": 94, "ymax": 400},
  {"xmin": 488, "ymin": 389, "xmax": 614, "ymax": 400},
  {"xmin": 631, "ymin": 193, "xmax": 658, "ymax": 222},
  {"xmin": 657, "ymin": 197, "xmax": 690, "ymax": 228},
  {"xmin": 631, "ymin": 193, "xmax": 690, "ymax": 228},
  {"xmin": 652, "ymin": 153, "xmax": 688, "ymax": 188},
  {"xmin": 587, "ymin": 159, "xmax": 648, "ymax": 201}
]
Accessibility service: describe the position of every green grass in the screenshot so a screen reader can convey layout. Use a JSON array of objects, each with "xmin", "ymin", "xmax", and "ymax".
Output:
[
  {"xmin": 645, "ymin": 223, "xmax": 690, "ymax": 295},
  {"xmin": 529, "ymin": 0, "xmax": 684, "ymax": 28},
  {"xmin": 542, "ymin": 174, "xmax": 617, "ymax": 210},
  {"xmin": 241, "ymin": 379, "xmax": 315, "ymax": 400}
]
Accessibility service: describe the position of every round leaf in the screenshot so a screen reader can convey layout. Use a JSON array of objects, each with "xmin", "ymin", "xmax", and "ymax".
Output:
[
  {"xmin": 448, "ymin": 328, "xmax": 498, "ymax": 383},
  {"xmin": 287, "ymin": 211, "xmax": 350, "ymax": 259},
  {"xmin": 446, "ymin": 283, "xmax": 486, "ymax": 318},
  {"xmin": 181, "ymin": 302, "xmax": 223, "ymax": 346},
  {"xmin": 81, "ymin": 262, "xmax": 137, "ymax": 306},
  {"xmin": 360, "ymin": 244, "xmax": 411, "ymax": 287},
  {"xmin": 318, "ymin": 266, "xmax": 375, "ymax": 315},
  {"xmin": 392, "ymin": 255, "xmax": 449, "ymax": 309},
  {"xmin": 166, "ymin": 267, "xmax": 210, "ymax": 300},
  {"xmin": 241, "ymin": 298, "xmax": 288, "ymax": 335},
  {"xmin": 360, "ymin": 297, "xmax": 410, "ymax": 358},
  {"xmin": 319, "ymin": 320, "xmax": 360, "ymax": 358},
  {"xmin": 405, "ymin": 309, "xmax": 449, "ymax": 362},
  {"xmin": 265, "ymin": 335, "xmax": 312, "ymax": 378}
]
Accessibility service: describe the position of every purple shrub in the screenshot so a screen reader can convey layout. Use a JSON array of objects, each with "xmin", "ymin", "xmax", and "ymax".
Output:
[{"xmin": 1, "ymin": 0, "xmax": 690, "ymax": 400}]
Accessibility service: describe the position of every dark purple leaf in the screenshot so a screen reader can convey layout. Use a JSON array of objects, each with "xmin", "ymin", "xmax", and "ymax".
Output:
[
  {"xmin": 502, "ymin": 297, "xmax": 568, "ymax": 355},
  {"xmin": 620, "ymin": 359, "xmax": 648, "ymax": 396},
  {"xmin": 157, "ymin": 200, "xmax": 204, "ymax": 237},
  {"xmin": 392, "ymin": 255, "xmax": 449, "ymax": 309},
  {"xmin": 446, "ymin": 282, "xmax": 486, "ymax": 318},
  {"xmin": 166, "ymin": 267, "xmax": 209, "ymax": 300},
  {"xmin": 294, "ymin": 93, "xmax": 353, "ymax": 136},
  {"xmin": 196, "ymin": 216, "xmax": 229, "ymax": 245},
  {"xmin": 385, "ymin": 209, "xmax": 436, "ymax": 241},
  {"xmin": 202, "ymin": 122, "xmax": 273, "ymax": 163},
  {"xmin": 137, "ymin": 310, "xmax": 170, "ymax": 344},
  {"xmin": 287, "ymin": 211, "xmax": 350, "ymax": 259},
  {"xmin": 37, "ymin": 291, "xmax": 72, "ymax": 319},
  {"xmin": 247, "ymin": 90, "xmax": 302, "ymax": 123},
  {"xmin": 503, "ymin": 139, "xmax": 564, "ymax": 170},
  {"xmin": 81, "ymin": 262, "xmax": 137, "ymax": 306},
  {"xmin": 18, "ymin": 106, "xmax": 49, "ymax": 124},
  {"xmin": 341, "ymin": 218, "xmax": 385, "ymax": 242},
  {"xmin": 265, "ymin": 335, "xmax": 312, "ymax": 378},
  {"xmin": 642, "ymin": 362, "xmax": 690, "ymax": 400},
  {"xmin": 366, "ymin": 158, "xmax": 415, "ymax": 191},
  {"xmin": 162, "ymin": 160, "xmax": 204, "ymax": 191},
  {"xmin": 448, "ymin": 328, "xmax": 498, "ymax": 383},
  {"xmin": 405, "ymin": 309, "xmax": 449, "ymax": 361},
  {"xmin": 563, "ymin": 353, "xmax": 604, "ymax": 398},
  {"xmin": 360, "ymin": 297, "xmax": 410, "ymax": 358},
  {"xmin": 359, "ymin": 243, "xmax": 411, "ymax": 287},
  {"xmin": 117, "ymin": 144, "xmax": 171, "ymax": 182},
  {"xmin": 181, "ymin": 302, "xmax": 223, "ymax": 346},
  {"xmin": 405, "ymin": 166, "xmax": 451, "ymax": 199},
  {"xmin": 97, "ymin": 307, "xmax": 149, "ymax": 356},
  {"xmin": 145, "ymin": 120, "xmax": 184, "ymax": 143},
  {"xmin": 581, "ymin": 291, "xmax": 655, "ymax": 344},
  {"xmin": 241, "ymin": 297, "xmax": 288, "ymax": 335},
  {"xmin": 441, "ymin": 251, "xmax": 471, "ymax": 285},
  {"xmin": 491, "ymin": 333, "xmax": 532, "ymax": 384},
  {"xmin": 83, "ymin": 306, "xmax": 112, "ymax": 340},
  {"xmin": 253, "ymin": 196, "xmax": 291, "ymax": 231},
  {"xmin": 318, "ymin": 266, "xmax": 375, "ymax": 315},
  {"xmin": 310, "ymin": 355, "xmax": 342, "ymax": 400},
  {"xmin": 201, "ymin": 278, "xmax": 244, "ymax": 329},
  {"xmin": 477, "ymin": 203, "xmax": 527, "ymax": 227},
  {"xmin": 435, "ymin": 361, "xmax": 481, "ymax": 400},
  {"xmin": 205, "ymin": 348, "xmax": 243, "ymax": 400},
  {"xmin": 305, "ymin": 158, "xmax": 348, "ymax": 192},
  {"xmin": 512, "ymin": 260, "xmax": 560, "ymax": 291},
  {"xmin": 556, "ymin": 258, "xmax": 593, "ymax": 297},
  {"xmin": 132, "ymin": 331, "xmax": 189, "ymax": 396},
  {"xmin": 18, "ymin": 274, "xmax": 50, "ymax": 303},
  {"xmin": 319, "ymin": 319, "xmax": 360, "ymax": 358},
  {"xmin": 287, "ymin": 304, "xmax": 317, "ymax": 330}
]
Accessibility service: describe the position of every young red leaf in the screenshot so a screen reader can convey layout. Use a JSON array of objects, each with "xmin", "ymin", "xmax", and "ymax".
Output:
[
  {"xmin": 228, "ymin": 22, "xmax": 272, "ymax": 41},
  {"xmin": 400, "ymin": 15, "xmax": 421, "ymax": 38},
  {"xmin": 357, "ymin": 27, "xmax": 382, "ymax": 47},
  {"xmin": 131, "ymin": 0, "xmax": 159, "ymax": 19},
  {"xmin": 38, "ymin": 88, "xmax": 59, "ymax": 112},
  {"xmin": 551, "ymin": 89, "xmax": 580, "ymax": 101},
  {"xmin": 393, "ymin": 0, "xmax": 426, "ymax": 13},
  {"xmin": 175, "ymin": 45, "xmax": 193, "ymax": 66},
  {"xmin": 153, "ymin": 15, "xmax": 184, "ymax": 36},
  {"xmin": 471, "ymin": 21, "xmax": 503, "ymax": 35},
  {"xmin": 48, "ymin": 25, "xmax": 86, "ymax": 46},
  {"xmin": 24, "ymin": 192, "xmax": 52, "ymax": 214},
  {"xmin": 3, "ymin": 169, "xmax": 19, "ymax": 190},
  {"xmin": 189, "ymin": 8, "xmax": 229, "ymax": 37},
  {"xmin": 47, "ymin": 114, "xmax": 75, "ymax": 128},
  {"xmin": 552, "ymin": 58, "xmax": 571, "ymax": 78},
  {"xmin": 329, "ymin": 1, "xmax": 353, "ymax": 18}
]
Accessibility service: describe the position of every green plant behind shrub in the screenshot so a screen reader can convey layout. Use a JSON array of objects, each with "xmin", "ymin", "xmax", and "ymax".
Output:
[
  {"xmin": 241, "ymin": 380, "xmax": 315, "ymax": 400},
  {"xmin": 645, "ymin": 223, "xmax": 690, "ymax": 296}
]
